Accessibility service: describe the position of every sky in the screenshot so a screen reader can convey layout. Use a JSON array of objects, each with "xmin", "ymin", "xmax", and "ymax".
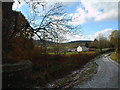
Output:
[{"xmin": 12, "ymin": 0, "xmax": 119, "ymax": 41}]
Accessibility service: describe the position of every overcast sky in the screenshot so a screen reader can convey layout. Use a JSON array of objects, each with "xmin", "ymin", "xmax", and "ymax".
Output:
[{"xmin": 12, "ymin": 0, "xmax": 119, "ymax": 41}]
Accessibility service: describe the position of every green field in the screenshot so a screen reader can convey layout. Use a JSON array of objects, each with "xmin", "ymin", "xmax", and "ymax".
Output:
[{"xmin": 48, "ymin": 51, "xmax": 97, "ymax": 55}]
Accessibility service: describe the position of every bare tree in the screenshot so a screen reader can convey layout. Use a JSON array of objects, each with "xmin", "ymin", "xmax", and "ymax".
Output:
[
  {"xmin": 53, "ymin": 33, "xmax": 67, "ymax": 54},
  {"xmin": 15, "ymin": 0, "xmax": 81, "ymax": 43},
  {"xmin": 13, "ymin": 0, "xmax": 81, "ymax": 55},
  {"xmin": 97, "ymin": 35, "xmax": 109, "ymax": 51}
]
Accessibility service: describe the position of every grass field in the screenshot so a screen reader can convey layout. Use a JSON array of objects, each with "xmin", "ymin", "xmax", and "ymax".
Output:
[
  {"xmin": 111, "ymin": 52, "xmax": 120, "ymax": 63},
  {"xmin": 48, "ymin": 51, "xmax": 97, "ymax": 55}
]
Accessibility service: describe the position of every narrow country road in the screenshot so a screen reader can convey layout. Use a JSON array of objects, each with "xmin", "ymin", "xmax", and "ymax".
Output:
[{"xmin": 74, "ymin": 53, "xmax": 119, "ymax": 88}]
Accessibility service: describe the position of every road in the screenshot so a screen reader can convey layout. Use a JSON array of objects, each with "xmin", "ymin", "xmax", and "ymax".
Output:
[{"xmin": 74, "ymin": 53, "xmax": 119, "ymax": 88}]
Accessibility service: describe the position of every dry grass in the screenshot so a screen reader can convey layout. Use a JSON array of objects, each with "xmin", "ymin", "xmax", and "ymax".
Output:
[{"xmin": 111, "ymin": 52, "xmax": 120, "ymax": 63}]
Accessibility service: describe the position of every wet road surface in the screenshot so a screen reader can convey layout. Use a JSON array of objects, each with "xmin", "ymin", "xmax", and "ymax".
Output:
[{"xmin": 74, "ymin": 54, "xmax": 119, "ymax": 88}]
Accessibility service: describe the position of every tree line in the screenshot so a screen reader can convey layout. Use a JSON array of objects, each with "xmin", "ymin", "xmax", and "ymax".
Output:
[{"xmin": 86, "ymin": 30, "xmax": 120, "ymax": 53}]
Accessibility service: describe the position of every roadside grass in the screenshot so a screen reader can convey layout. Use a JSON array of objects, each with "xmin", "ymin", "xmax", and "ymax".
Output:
[
  {"xmin": 65, "ymin": 52, "xmax": 77, "ymax": 55},
  {"xmin": 110, "ymin": 52, "xmax": 120, "ymax": 63},
  {"xmin": 85, "ymin": 62, "xmax": 98, "ymax": 75},
  {"xmin": 77, "ymin": 62, "xmax": 98, "ymax": 85}
]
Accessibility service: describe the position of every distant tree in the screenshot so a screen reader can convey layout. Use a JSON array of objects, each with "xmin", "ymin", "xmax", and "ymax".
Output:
[
  {"xmin": 85, "ymin": 42, "xmax": 89, "ymax": 48},
  {"xmin": 90, "ymin": 36, "xmax": 110, "ymax": 51},
  {"xmin": 109, "ymin": 30, "xmax": 120, "ymax": 53},
  {"xmin": 97, "ymin": 35, "xmax": 110, "ymax": 51},
  {"xmin": 53, "ymin": 34, "xmax": 67, "ymax": 54},
  {"xmin": 98, "ymin": 36, "xmax": 105, "ymax": 51},
  {"xmin": 89, "ymin": 39, "xmax": 98, "ymax": 48}
]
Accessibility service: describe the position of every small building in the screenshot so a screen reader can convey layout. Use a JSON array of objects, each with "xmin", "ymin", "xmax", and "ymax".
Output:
[
  {"xmin": 77, "ymin": 46, "xmax": 88, "ymax": 52},
  {"xmin": 67, "ymin": 48, "xmax": 76, "ymax": 52},
  {"xmin": 89, "ymin": 48, "xmax": 96, "ymax": 51}
]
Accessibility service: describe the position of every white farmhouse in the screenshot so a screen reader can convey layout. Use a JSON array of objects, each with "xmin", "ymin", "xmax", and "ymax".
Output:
[{"xmin": 77, "ymin": 46, "xmax": 88, "ymax": 52}]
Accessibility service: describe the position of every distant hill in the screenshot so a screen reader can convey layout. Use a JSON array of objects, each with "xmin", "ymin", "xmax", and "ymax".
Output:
[
  {"xmin": 33, "ymin": 40, "xmax": 92, "ymax": 45},
  {"xmin": 33, "ymin": 40, "xmax": 55, "ymax": 45},
  {"xmin": 67, "ymin": 40, "xmax": 92, "ymax": 44}
]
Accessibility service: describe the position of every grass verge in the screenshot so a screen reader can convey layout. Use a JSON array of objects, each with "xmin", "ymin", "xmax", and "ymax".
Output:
[{"xmin": 110, "ymin": 52, "xmax": 120, "ymax": 63}]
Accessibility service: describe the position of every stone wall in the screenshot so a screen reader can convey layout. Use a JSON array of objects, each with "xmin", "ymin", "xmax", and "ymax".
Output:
[{"xmin": 2, "ymin": 60, "xmax": 32, "ymax": 88}]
